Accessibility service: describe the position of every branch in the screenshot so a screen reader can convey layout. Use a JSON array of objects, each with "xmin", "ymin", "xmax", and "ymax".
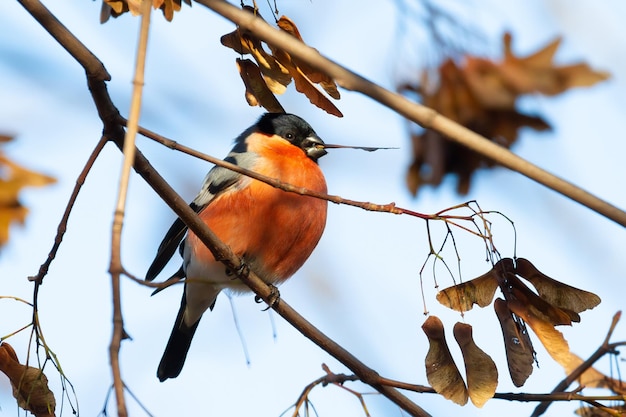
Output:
[
  {"xmin": 195, "ymin": 0, "xmax": 626, "ymax": 228},
  {"xmin": 107, "ymin": 1, "xmax": 153, "ymax": 416},
  {"xmin": 135, "ymin": 120, "xmax": 497, "ymax": 228},
  {"xmin": 17, "ymin": 0, "xmax": 110, "ymax": 81}
]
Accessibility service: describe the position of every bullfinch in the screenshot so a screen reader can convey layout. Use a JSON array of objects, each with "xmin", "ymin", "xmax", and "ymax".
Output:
[{"xmin": 146, "ymin": 113, "xmax": 328, "ymax": 381}]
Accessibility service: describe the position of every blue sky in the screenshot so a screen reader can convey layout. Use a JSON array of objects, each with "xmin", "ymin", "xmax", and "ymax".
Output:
[{"xmin": 1, "ymin": 1, "xmax": 625, "ymax": 416}]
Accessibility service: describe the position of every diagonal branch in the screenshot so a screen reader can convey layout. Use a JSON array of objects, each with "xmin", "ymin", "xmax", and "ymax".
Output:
[
  {"xmin": 18, "ymin": 1, "xmax": 432, "ymax": 415},
  {"xmin": 17, "ymin": 0, "xmax": 110, "ymax": 81},
  {"xmin": 195, "ymin": 0, "xmax": 626, "ymax": 228}
]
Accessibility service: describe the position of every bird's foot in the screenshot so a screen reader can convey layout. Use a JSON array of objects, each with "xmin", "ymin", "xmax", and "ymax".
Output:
[
  {"xmin": 226, "ymin": 259, "xmax": 250, "ymax": 280},
  {"xmin": 255, "ymin": 284, "xmax": 280, "ymax": 311}
]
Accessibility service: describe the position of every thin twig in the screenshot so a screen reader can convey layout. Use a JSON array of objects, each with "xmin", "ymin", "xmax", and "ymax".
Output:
[
  {"xmin": 196, "ymin": 0, "xmax": 626, "ymax": 228},
  {"xmin": 28, "ymin": 136, "xmax": 108, "ymax": 285},
  {"xmin": 133, "ymin": 120, "xmax": 489, "ymax": 226},
  {"xmin": 108, "ymin": 2, "xmax": 152, "ymax": 416}
]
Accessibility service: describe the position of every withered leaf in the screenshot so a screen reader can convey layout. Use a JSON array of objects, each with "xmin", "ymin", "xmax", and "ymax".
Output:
[
  {"xmin": 514, "ymin": 257, "xmax": 601, "ymax": 314},
  {"xmin": 0, "ymin": 152, "xmax": 56, "ymax": 247},
  {"xmin": 500, "ymin": 32, "xmax": 610, "ymax": 96},
  {"xmin": 436, "ymin": 270, "xmax": 499, "ymax": 313},
  {"xmin": 453, "ymin": 322, "xmax": 498, "ymax": 408},
  {"xmin": 422, "ymin": 316, "xmax": 468, "ymax": 405},
  {"xmin": 287, "ymin": 60, "xmax": 343, "ymax": 117},
  {"xmin": 236, "ymin": 58, "xmax": 285, "ymax": 113},
  {"xmin": 100, "ymin": 0, "xmax": 189, "ymax": 22},
  {"xmin": 276, "ymin": 16, "xmax": 340, "ymax": 99},
  {"xmin": 494, "ymin": 298, "xmax": 534, "ymax": 387},
  {"xmin": 400, "ymin": 32, "xmax": 607, "ymax": 196},
  {"xmin": 221, "ymin": 28, "xmax": 291, "ymax": 94},
  {"xmin": 0, "ymin": 343, "xmax": 56, "ymax": 417},
  {"xmin": 220, "ymin": 7, "xmax": 291, "ymax": 94}
]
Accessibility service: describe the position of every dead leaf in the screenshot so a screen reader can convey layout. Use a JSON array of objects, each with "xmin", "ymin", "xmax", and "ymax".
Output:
[
  {"xmin": 236, "ymin": 58, "xmax": 285, "ymax": 113},
  {"xmin": 422, "ymin": 316, "xmax": 468, "ymax": 405},
  {"xmin": 400, "ymin": 32, "xmax": 607, "ymax": 195},
  {"xmin": 270, "ymin": 45, "xmax": 343, "ymax": 117},
  {"xmin": 0, "ymin": 151, "xmax": 56, "ymax": 247},
  {"xmin": 494, "ymin": 298, "xmax": 534, "ymax": 387},
  {"xmin": 453, "ymin": 322, "xmax": 498, "ymax": 407},
  {"xmin": 100, "ymin": 0, "xmax": 189, "ymax": 22},
  {"xmin": 220, "ymin": 12, "xmax": 292, "ymax": 95},
  {"xmin": 499, "ymin": 32, "xmax": 610, "ymax": 96},
  {"xmin": 276, "ymin": 16, "xmax": 340, "ymax": 99},
  {"xmin": 220, "ymin": 8, "xmax": 341, "ymax": 116},
  {"xmin": 0, "ymin": 343, "xmax": 56, "ymax": 417}
]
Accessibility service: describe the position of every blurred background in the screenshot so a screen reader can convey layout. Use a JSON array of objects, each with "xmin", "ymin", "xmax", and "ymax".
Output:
[{"xmin": 1, "ymin": 0, "xmax": 625, "ymax": 416}]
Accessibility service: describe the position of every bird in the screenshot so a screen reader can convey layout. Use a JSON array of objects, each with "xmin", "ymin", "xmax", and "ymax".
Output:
[{"xmin": 146, "ymin": 113, "xmax": 328, "ymax": 382}]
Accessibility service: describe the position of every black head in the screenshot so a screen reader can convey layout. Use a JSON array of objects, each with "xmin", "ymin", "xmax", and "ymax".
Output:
[{"xmin": 256, "ymin": 113, "xmax": 327, "ymax": 161}]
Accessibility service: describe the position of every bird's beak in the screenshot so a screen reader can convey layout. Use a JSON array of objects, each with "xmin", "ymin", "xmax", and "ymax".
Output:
[{"xmin": 305, "ymin": 136, "xmax": 328, "ymax": 160}]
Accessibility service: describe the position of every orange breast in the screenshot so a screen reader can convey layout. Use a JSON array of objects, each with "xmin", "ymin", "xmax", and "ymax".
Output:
[{"xmin": 186, "ymin": 133, "xmax": 328, "ymax": 287}]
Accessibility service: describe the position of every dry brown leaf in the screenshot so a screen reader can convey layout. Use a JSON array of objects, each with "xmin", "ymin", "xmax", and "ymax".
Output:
[
  {"xmin": 494, "ymin": 298, "xmax": 534, "ymax": 387},
  {"xmin": 287, "ymin": 60, "xmax": 343, "ymax": 117},
  {"xmin": 0, "ymin": 205, "xmax": 28, "ymax": 246},
  {"xmin": 499, "ymin": 32, "xmax": 610, "ymax": 96},
  {"xmin": 220, "ymin": 8, "xmax": 342, "ymax": 116},
  {"xmin": 515, "ymin": 258, "xmax": 601, "ymax": 314},
  {"xmin": 0, "ymin": 343, "xmax": 56, "ymax": 417},
  {"xmin": 401, "ymin": 32, "xmax": 607, "ymax": 196},
  {"xmin": 0, "ymin": 152, "xmax": 56, "ymax": 247},
  {"xmin": 100, "ymin": 0, "xmax": 190, "ymax": 23},
  {"xmin": 270, "ymin": 42, "xmax": 343, "ymax": 117},
  {"xmin": 236, "ymin": 58, "xmax": 285, "ymax": 113},
  {"xmin": 436, "ymin": 270, "xmax": 500, "ymax": 313},
  {"xmin": 453, "ymin": 322, "xmax": 498, "ymax": 408},
  {"xmin": 276, "ymin": 16, "xmax": 340, "ymax": 99},
  {"xmin": 220, "ymin": 11, "xmax": 291, "ymax": 94},
  {"xmin": 422, "ymin": 316, "xmax": 468, "ymax": 406}
]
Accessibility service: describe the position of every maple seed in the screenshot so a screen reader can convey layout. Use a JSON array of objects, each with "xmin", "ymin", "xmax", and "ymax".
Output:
[
  {"xmin": 422, "ymin": 316, "xmax": 468, "ymax": 405},
  {"xmin": 453, "ymin": 322, "xmax": 498, "ymax": 408}
]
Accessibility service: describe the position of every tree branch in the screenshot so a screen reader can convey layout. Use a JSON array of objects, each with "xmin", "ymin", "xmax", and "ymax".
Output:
[
  {"xmin": 107, "ymin": 1, "xmax": 153, "ymax": 416},
  {"xmin": 16, "ymin": 3, "xmax": 432, "ymax": 414},
  {"xmin": 17, "ymin": 0, "xmax": 110, "ymax": 81},
  {"xmin": 195, "ymin": 0, "xmax": 626, "ymax": 228}
]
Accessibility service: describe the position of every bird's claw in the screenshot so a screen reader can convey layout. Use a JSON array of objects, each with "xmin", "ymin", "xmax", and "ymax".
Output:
[
  {"xmin": 226, "ymin": 259, "xmax": 250, "ymax": 280},
  {"xmin": 255, "ymin": 284, "xmax": 280, "ymax": 311}
]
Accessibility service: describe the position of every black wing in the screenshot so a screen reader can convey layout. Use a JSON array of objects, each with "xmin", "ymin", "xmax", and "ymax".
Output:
[
  {"xmin": 145, "ymin": 202, "xmax": 202, "ymax": 282},
  {"xmin": 145, "ymin": 160, "xmax": 247, "ymax": 282}
]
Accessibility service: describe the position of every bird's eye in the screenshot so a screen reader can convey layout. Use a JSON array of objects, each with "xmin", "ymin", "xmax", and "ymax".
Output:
[{"xmin": 285, "ymin": 132, "xmax": 294, "ymax": 140}]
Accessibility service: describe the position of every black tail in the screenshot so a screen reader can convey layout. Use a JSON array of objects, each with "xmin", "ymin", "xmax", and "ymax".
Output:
[{"xmin": 157, "ymin": 294, "xmax": 200, "ymax": 382}]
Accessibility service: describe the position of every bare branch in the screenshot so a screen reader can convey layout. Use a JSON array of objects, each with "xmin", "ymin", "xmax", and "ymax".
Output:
[
  {"xmin": 195, "ymin": 0, "xmax": 626, "ymax": 228},
  {"xmin": 107, "ymin": 2, "xmax": 153, "ymax": 416},
  {"xmin": 17, "ymin": 0, "xmax": 110, "ymax": 81}
]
